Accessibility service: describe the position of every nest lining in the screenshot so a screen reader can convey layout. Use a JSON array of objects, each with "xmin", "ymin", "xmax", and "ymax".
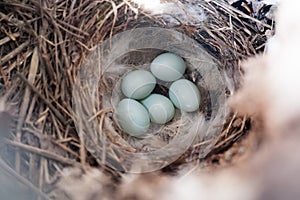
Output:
[{"xmin": 74, "ymin": 26, "xmax": 228, "ymax": 172}]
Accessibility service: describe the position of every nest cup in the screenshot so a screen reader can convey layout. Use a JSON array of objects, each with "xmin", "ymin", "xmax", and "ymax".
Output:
[{"xmin": 73, "ymin": 27, "xmax": 228, "ymax": 173}]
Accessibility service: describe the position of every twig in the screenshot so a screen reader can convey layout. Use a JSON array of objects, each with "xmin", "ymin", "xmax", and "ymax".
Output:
[
  {"xmin": 213, "ymin": 115, "xmax": 247, "ymax": 150},
  {"xmin": 16, "ymin": 73, "xmax": 68, "ymax": 126},
  {"xmin": 4, "ymin": 50, "xmax": 33, "ymax": 73},
  {"xmin": 5, "ymin": 140, "xmax": 81, "ymax": 167},
  {"xmin": 15, "ymin": 47, "xmax": 39, "ymax": 172},
  {"xmin": 0, "ymin": 33, "xmax": 20, "ymax": 46},
  {"xmin": 0, "ymin": 11, "xmax": 25, "ymax": 27},
  {"xmin": 0, "ymin": 40, "xmax": 30, "ymax": 65},
  {"xmin": 213, "ymin": 0, "xmax": 272, "ymax": 29}
]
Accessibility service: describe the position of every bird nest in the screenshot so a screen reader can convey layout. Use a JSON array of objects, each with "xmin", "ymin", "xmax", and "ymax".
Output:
[{"xmin": 0, "ymin": 0, "xmax": 274, "ymax": 198}]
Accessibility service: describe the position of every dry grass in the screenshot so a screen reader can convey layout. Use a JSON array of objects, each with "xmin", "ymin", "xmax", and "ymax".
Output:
[{"xmin": 0, "ymin": 0, "xmax": 274, "ymax": 199}]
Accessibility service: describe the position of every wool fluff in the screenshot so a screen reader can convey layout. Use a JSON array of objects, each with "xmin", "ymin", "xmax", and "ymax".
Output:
[
  {"xmin": 131, "ymin": 0, "xmax": 206, "ymax": 25},
  {"xmin": 231, "ymin": 0, "xmax": 300, "ymax": 136},
  {"xmin": 264, "ymin": 0, "xmax": 300, "ymax": 135}
]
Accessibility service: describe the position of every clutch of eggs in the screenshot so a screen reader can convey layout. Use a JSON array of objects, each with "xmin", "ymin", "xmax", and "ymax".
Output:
[{"xmin": 116, "ymin": 52, "xmax": 201, "ymax": 137}]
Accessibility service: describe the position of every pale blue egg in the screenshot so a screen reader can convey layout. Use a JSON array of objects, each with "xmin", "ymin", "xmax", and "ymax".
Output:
[
  {"xmin": 150, "ymin": 52, "xmax": 186, "ymax": 82},
  {"xmin": 141, "ymin": 94, "xmax": 175, "ymax": 124},
  {"xmin": 116, "ymin": 98, "xmax": 150, "ymax": 137},
  {"xmin": 169, "ymin": 79, "xmax": 201, "ymax": 112},
  {"xmin": 121, "ymin": 70, "xmax": 156, "ymax": 99}
]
